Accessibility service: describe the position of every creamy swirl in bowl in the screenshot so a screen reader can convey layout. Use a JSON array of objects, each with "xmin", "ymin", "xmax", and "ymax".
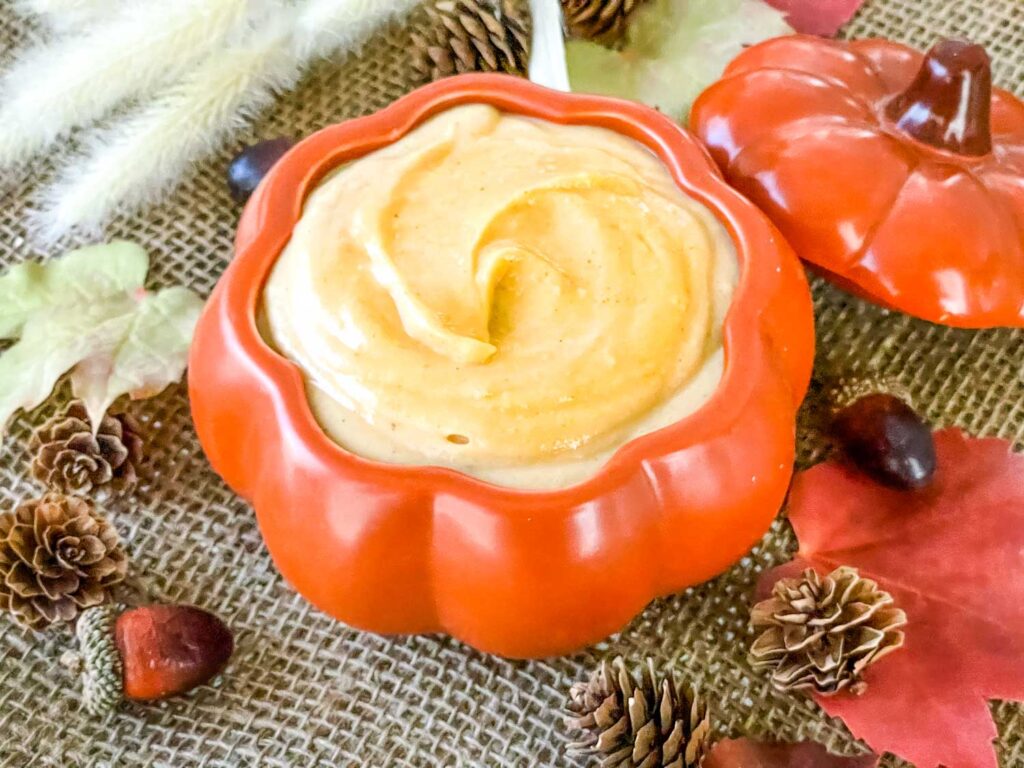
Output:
[{"xmin": 260, "ymin": 104, "xmax": 737, "ymax": 489}]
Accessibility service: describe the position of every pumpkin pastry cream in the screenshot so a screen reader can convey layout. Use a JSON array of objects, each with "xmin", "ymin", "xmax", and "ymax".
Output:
[{"xmin": 260, "ymin": 104, "xmax": 737, "ymax": 489}]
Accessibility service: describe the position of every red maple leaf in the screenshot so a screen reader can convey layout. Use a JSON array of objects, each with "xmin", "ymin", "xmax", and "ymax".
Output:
[
  {"xmin": 705, "ymin": 738, "xmax": 878, "ymax": 768},
  {"xmin": 763, "ymin": 0, "xmax": 866, "ymax": 36},
  {"xmin": 761, "ymin": 429, "xmax": 1024, "ymax": 768}
]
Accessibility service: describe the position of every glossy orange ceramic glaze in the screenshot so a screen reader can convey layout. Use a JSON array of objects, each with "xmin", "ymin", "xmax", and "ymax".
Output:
[
  {"xmin": 188, "ymin": 75, "xmax": 814, "ymax": 658},
  {"xmin": 691, "ymin": 35, "xmax": 1024, "ymax": 328}
]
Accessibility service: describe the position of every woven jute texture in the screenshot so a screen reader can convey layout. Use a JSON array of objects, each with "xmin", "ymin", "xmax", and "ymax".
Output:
[{"xmin": 1, "ymin": 2, "xmax": 1022, "ymax": 766}]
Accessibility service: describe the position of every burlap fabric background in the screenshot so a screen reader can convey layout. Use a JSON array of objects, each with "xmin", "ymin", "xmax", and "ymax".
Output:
[{"xmin": 1, "ymin": 1, "xmax": 1022, "ymax": 766}]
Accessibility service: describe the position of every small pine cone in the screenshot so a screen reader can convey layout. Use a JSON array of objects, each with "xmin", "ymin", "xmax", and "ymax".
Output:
[
  {"xmin": 411, "ymin": 0, "xmax": 531, "ymax": 81},
  {"xmin": 0, "ymin": 493, "xmax": 128, "ymax": 630},
  {"xmin": 561, "ymin": 0, "xmax": 643, "ymax": 44},
  {"xmin": 750, "ymin": 567, "xmax": 907, "ymax": 696},
  {"xmin": 30, "ymin": 401, "xmax": 144, "ymax": 497},
  {"xmin": 565, "ymin": 657, "xmax": 711, "ymax": 767}
]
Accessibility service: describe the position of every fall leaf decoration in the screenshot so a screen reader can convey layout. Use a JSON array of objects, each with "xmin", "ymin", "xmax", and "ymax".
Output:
[
  {"xmin": 762, "ymin": 429, "xmax": 1024, "ymax": 768},
  {"xmin": 411, "ymin": 0, "xmax": 532, "ymax": 81},
  {"xmin": 704, "ymin": 738, "xmax": 878, "ymax": 768},
  {"xmin": 0, "ymin": 241, "xmax": 203, "ymax": 434},
  {"xmin": 565, "ymin": 0, "xmax": 792, "ymax": 123},
  {"xmin": 762, "ymin": 0, "xmax": 867, "ymax": 36},
  {"xmin": 564, "ymin": 656, "xmax": 711, "ymax": 767},
  {"xmin": 749, "ymin": 566, "xmax": 907, "ymax": 696},
  {"xmin": 30, "ymin": 400, "xmax": 145, "ymax": 497},
  {"xmin": 0, "ymin": 493, "xmax": 127, "ymax": 630},
  {"xmin": 560, "ymin": 0, "xmax": 644, "ymax": 45}
]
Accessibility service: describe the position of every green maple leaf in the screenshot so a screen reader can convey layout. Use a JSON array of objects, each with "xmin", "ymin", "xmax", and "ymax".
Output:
[
  {"xmin": 0, "ymin": 241, "xmax": 204, "ymax": 432},
  {"xmin": 566, "ymin": 0, "xmax": 793, "ymax": 123},
  {"xmin": 0, "ymin": 240, "xmax": 148, "ymax": 338}
]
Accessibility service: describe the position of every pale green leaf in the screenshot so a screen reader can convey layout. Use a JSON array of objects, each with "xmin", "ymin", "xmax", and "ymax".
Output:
[
  {"xmin": 565, "ymin": 41, "xmax": 638, "ymax": 103},
  {"xmin": 0, "ymin": 241, "xmax": 204, "ymax": 434},
  {"xmin": 567, "ymin": 0, "xmax": 793, "ymax": 123},
  {"xmin": 0, "ymin": 240, "xmax": 148, "ymax": 339},
  {"xmin": 71, "ymin": 287, "xmax": 204, "ymax": 426},
  {"xmin": 0, "ymin": 296, "xmax": 137, "ymax": 429}
]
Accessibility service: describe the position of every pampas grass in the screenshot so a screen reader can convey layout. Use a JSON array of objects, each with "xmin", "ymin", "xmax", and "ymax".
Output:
[
  {"xmin": 2, "ymin": 0, "xmax": 419, "ymax": 241},
  {"xmin": 0, "ymin": 0, "xmax": 255, "ymax": 168},
  {"xmin": 36, "ymin": 0, "xmax": 419, "ymax": 240},
  {"xmin": 13, "ymin": 0, "xmax": 124, "ymax": 29},
  {"xmin": 37, "ymin": 20, "xmax": 298, "ymax": 238},
  {"xmin": 289, "ymin": 0, "xmax": 419, "ymax": 61},
  {"xmin": 15, "ymin": 0, "xmax": 118, "ymax": 12}
]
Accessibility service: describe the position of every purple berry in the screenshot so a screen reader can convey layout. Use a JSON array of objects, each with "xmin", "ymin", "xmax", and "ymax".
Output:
[
  {"xmin": 226, "ymin": 137, "xmax": 295, "ymax": 203},
  {"xmin": 831, "ymin": 393, "xmax": 936, "ymax": 490}
]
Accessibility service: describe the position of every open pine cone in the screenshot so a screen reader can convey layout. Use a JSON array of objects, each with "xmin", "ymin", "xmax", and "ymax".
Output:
[
  {"xmin": 750, "ymin": 566, "xmax": 907, "ymax": 696},
  {"xmin": 0, "ymin": 493, "xmax": 127, "ymax": 630},
  {"xmin": 565, "ymin": 657, "xmax": 711, "ymax": 768},
  {"xmin": 561, "ymin": 0, "xmax": 643, "ymax": 45},
  {"xmin": 30, "ymin": 400, "xmax": 144, "ymax": 497},
  {"xmin": 411, "ymin": 0, "xmax": 531, "ymax": 81}
]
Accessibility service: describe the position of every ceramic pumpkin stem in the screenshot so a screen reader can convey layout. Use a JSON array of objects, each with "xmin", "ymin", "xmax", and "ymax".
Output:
[{"xmin": 885, "ymin": 39, "xmax": 993, "ymax": 156}]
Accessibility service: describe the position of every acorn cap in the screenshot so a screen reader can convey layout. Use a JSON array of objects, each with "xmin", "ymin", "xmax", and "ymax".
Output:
[
  {"xmin": 76, "ymin": 603, "xmax": 125, "ymax": 715},
  {"xmin": 821, "ymin": 374, "xmax": 913, "ymax": 414}
]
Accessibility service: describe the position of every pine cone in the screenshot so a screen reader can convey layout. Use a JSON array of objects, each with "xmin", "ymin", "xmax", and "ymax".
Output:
[
  {"xmin": 561, "ymin": 0, "xmax": 643, "ymax": 44},
  {"xmin": 750, "ymin": 567, "xmax": 907, "ymax": 696},
  {"xmin": 565, "ymin": 657, "xmax": 711, "ymax": 767},
  {"xmin": 30, "ymin": 401, "xmax": 144, "ymax": 497},
  {"xmin": 0, "ymin": 493, "xmax": 128, "ymax": 630},
  {"xmin": 411, "ymin": 0, "xmax": 531, "ymax": 81}
]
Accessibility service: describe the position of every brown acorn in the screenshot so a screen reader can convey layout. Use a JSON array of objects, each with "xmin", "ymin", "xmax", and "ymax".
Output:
[
  {"xmin": 226, "ymin": 137, "xmax": 296, "ymax": 203},
  {"xmin": 831, "ymin": 393, "xmax": 936, "ymax": 490},
  {"xmin": 74, "ymin": 603, "xmax": 234, "ymax": 714}
]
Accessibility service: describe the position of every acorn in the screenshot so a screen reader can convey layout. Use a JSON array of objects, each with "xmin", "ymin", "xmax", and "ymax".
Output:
[
  {"xmin": 831, "ymin": 393, "xmax": 936, "ymax": 490},
  {"xmin": 70, "ymin": 603, "xmax": 234, "ymax": 715},
  {"xmin": 226, "ymin": 137, "xmax": 296, "ymax": 203}
]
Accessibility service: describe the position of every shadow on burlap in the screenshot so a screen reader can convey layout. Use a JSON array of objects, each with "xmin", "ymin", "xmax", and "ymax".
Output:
[{"xmin": 0, "ymin": 1, "xmax": 1021, "ymax": 766}]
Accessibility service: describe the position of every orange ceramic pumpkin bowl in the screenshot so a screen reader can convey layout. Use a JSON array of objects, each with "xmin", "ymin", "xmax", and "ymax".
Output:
[{"xmin": 188, "ymin": 74, "xmax": 814, "ymax": 658}]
